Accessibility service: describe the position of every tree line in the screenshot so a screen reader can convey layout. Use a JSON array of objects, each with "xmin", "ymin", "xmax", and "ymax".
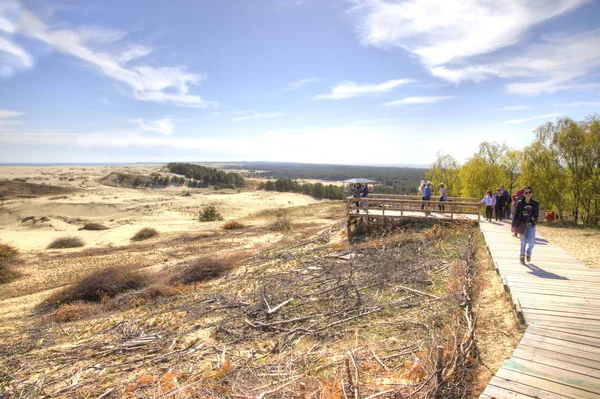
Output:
[
  {"xmin": 261, "ymin": 179, "xmax": 346, "ymax": 200},
  {"xmin": 166, "ymin": 163, "xmax": 245, "ymax": 189},
  {"xmin": 227, "ymin": 162, "xmax": 425, "ymax": 195},
  {"xmin": 425, "ymin": 115, "xmax": 600, "ymax": 225}
]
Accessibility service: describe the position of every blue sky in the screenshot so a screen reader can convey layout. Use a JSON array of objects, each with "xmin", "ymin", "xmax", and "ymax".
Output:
[{"xmin": 1, "ymin": 0, "xmax": 599, "ymax": 165}]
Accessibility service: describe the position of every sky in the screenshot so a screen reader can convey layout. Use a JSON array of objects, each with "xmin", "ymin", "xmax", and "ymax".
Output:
[{"xmin": 0, "ymin": 0, "xmax": 599, "ymax": 166}]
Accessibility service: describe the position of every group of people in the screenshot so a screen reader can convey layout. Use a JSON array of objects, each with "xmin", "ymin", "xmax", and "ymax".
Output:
[
  {"xmin": 352, "ymin": 183, "xmax": 369, "ymax": 211},
  {"xmin": 480, "ymin": 185, "xmax": 540, "ymax": 265},
  {"xmin": 418, "ymin": 180, "xmax": 448, "ymax": 214},
  {"xmin": 478, "ymin": 185, "xmax": 511, "ymax": 222}
]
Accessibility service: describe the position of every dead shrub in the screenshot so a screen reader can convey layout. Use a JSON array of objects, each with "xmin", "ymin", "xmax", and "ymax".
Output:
[
  {"xmin": 107, "ymin": 284, "xmax": 183, "ymax": 310},
  {"xmin": 80, "ymin": 222, "xmax": 109, "ymax": 231},
  {"xmin": 131, "ymin": 227, "xmax": 159, "ymax": 241},
  {"xmin": 171, "ymin": 257, "xmax": 233, "ymax": 284},
  {"xmin": 55, "ymin": 302, "xmax": 94, "ymax": 322},
  {"xmin": 43, "ymin": 267, "xmax": 150, "ymax": 308},
  {"xmin": 47, "ymin": 236, "xmax": 85, "ymax": 249},
  {"xmin": 0, "ymin": 243, "xmax": 18, "ymax": 260},
  {"xmin": 223, "ymin": 220, "xmax": 245, "ymax": 230},
  {"xmin": 269, "ymin": 215, "xmax": 293, "ymax": 232}
]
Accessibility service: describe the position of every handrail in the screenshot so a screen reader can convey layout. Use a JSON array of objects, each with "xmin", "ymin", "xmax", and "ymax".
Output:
[{"xmin": 346, "ymin": 195, "xmax": 482, "ymax": 221}]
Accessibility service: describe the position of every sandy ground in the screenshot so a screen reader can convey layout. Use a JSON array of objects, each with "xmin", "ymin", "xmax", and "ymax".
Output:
[
  {"xmin": 0, "ymin": 165, "xmax": 323, "ymax": 251},
  {"xmin": 537, "ymin": 223, "xmax": 600, "ymax": 268}
]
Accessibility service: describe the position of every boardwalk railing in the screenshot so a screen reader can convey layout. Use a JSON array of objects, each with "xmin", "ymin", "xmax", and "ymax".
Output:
[{"xmin": 346, "ymin": 194, "xmax": 482, "ymax": 226}]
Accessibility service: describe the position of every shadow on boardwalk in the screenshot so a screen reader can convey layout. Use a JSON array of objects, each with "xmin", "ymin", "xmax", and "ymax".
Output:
[{"xmin": 524, "ymin": 263, "xmax": 569, "ymax": 280}]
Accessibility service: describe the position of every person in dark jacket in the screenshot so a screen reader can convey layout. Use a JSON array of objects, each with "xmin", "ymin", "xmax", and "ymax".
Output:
[
  {"xmin": 494, "ymin": 188, "xmax": 505, "ymax": 222},
  {"xmin": 511, "ymin": 186, "xmax": 539, "ymax": 264},
  {"xmin": 500, "ymin": 185, "xmax": 510, "ymax": 220},
  {"xmin": 353, "ymin": 184, "xmax": 362, "ymax": 212}
]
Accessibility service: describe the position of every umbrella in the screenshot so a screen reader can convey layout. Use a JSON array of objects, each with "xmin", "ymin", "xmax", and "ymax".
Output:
[{"xmin": 343, "ymin": 178, "xmax": 377, "ymax": 184}]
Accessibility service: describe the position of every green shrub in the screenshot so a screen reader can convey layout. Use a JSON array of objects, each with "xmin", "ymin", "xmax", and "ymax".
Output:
[
  {"xmin": 131, "ymin": 227, "xmax": 159, "ymax": 241},
  {"xmin": 199, "ymin": 205, "xmax": 223, "ymax": 222},
  {"xmin": 223, "ymin": 220, "xmax": 245, "ymax": 230},
  {"xmin": 47, "ymin": 236, "xmax": 85, "ymax": 249}
]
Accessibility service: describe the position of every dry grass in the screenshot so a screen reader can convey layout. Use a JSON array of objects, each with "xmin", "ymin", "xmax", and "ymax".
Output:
[
  {"xmin": 269, "ymin": 215, "xmax": 293, "ymax": 232},
  {"xmin": 0, "ymin": 243, "xmax": 20, "ymax": 284},
  {"xmin": 80, "ymin": 222, "xmax": 109, "ymax": 231},
  {"xmin": 41, "ymin": 266, "xmax": 150, "ymax": 308},
  {"xmin": 131, "ymin": 227, "xmax": 159, "ymax": 242},
  {"xmin": 223, "ymin": 220, "xmax": 245, "ymax": 230},
  {"xmin": 54, "ymin": 302, "xmax": 95, "ymax": 322},
  {"xmin": 0, "ymin": 243, "xmax": 18, "ymax": 260},
  {"xmin": 170, "ymin": 257, "xmax": 233, "ymax": 284},
  {"xmin": 107, "ymin": 284, "xmax": 184, "ymax": 310},
  {"xmin": 47, "ymin": 236, "xmax": 85, "ymax": 249}
]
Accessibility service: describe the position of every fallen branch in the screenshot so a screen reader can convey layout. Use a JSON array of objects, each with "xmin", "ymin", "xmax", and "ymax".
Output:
[{"xmin": 395, "ymin": 284, "xmax": 440, "ymax": 300}]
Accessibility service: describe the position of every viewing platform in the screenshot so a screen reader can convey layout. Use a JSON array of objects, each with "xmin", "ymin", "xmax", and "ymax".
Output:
[{"xmin": 346, "ymin": 194, "xmax": 482, "ymax": 230}]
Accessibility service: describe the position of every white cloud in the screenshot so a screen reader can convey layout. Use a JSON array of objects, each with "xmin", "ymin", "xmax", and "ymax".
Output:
[
  {"xmin": 0, "ymin": 4, "xmax": 215, "ymax": 107},
  {"xmin": 492, "ymin": 105, "xmax": 534, "ymax": 111},
  {"xmin": 352, "ymin": 0, "xmax": 586, "ymax": 65},
  {"xmin": 351, "ymin": 0, "xmax": 597, "ymax": 95},
  {"xmin": 352, "ymin": 118, "xmax": 423, "ymax": 126},
  {"xmin": 558, "ymin": 101, "xmax": 600, "ymax": 107},
  {"xmin": 501, "ymin": 113, "xmax": 562, "ymax": 125},
  {"xmin": 315, "ymin": 78, "xmax": 415, "ymax": 100},
  {"xmin": 284, "ymin": 77, "xmax": 319, "ymax": 90},
  {"xmin": 129, "ymin": 118, "xmax": 175, "ymax": 135},
  {"xmin": 382, "ymin": 96, "xmax": 455, "ymax": 106},
  {"xmin": 0, "ymin": 36, "xmax": 32, "ymax": 67},
  {"xmin": 233, "ymin": 112, "xmax": 287, "ymax": 122},
  {"xmin": 0, "ymin": 109, "xmax": 23, "ymax": 118},
  {"xmin": 0, "ymin": 108, "xmax": 23, "ymax": 129},
  {"xmin": 433, "ymin": 31, "xmax": 600, "ymax": 94}
]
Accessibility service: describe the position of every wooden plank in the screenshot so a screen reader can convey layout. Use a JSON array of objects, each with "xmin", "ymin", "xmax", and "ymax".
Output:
[
  {"xmin": 522, "ymin": 313, "xmax": 600, "ymax": 328},
  {"xmin": 485, "ymin": 378, "xmax": 571, "ymax": 399},
  {"xmin": 522, "ymin": 308, "xmax": 600, "ymax": 321},
  {"xmin": 514, "ymin": 344, "xmax": 600, "ymax": 372},
  {"xmin": 533, "ymin": 325, "xmax": 600, "ymax": 340},
  {"xmin": 527, "ymin": 326, "xmax": 600, "ymax": 348},
  {"xmin": 522, "ymin": 332, "xmax": 600, "ymax": 355},
  {"xmin": 511, "ymin": 294, "xmax": 600, "ymax": 306},
  {"xmin": 502, "ymin": 357, "xmax": 600, "ymax": 397},
  {"xmin": 483, "ymin": 384, "xmax": 556, "ymax": 399},
  {"xmin": 495, "ymin": 367, "xmax": 600, "ymax": 399},
  {"xmin": 526, "ymin": 320, "xmax": 600, "ymax": 333},
  {"xmin": 519, "ymin": 338, "xmax": 600, "ymax": 361}
]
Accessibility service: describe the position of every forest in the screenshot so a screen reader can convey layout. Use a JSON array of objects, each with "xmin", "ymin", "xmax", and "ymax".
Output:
[
  {"xmin": 167, "ymin": 163, "xmax": 246, "ymax": 189},
  {"xmin": 261, "ymin": 179, "xmax": 346, "ymax": 199},
  {"xmin": 227, "ymin": 162, "xmax": 426, "ymax": 194},
  {"xmin": 425, "ymin": 115, "xmax": 600, "ymax": 225}
]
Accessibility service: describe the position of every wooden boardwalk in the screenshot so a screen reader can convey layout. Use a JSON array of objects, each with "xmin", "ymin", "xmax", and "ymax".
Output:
[{"xmin": 479, "ymin": 220, "xmax": 600, "ymax": 399}]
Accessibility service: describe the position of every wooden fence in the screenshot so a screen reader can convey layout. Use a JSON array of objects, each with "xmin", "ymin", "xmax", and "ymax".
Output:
[{"xmin": 346, "ymin": 194, "xmax": 482, "ymax": 228}]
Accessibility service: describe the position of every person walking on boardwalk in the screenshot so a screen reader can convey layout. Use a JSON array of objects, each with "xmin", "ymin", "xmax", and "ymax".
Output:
[
  {"xmin": 353, "ymin": 184, "xmax": 362, "ymax": 212},
  {"xmin": 512, "ymin": 185, "xmax": 539, "ymax": 265},
  {"xmin": 500, "ymin": 185, "xmax": 510, "ymax": 220},
  {"xmin": 494, "ymin": 188, "xmax": 505, "ymax": 222},
  {"xmin": 479, "ymin": 190, "xmax": 496, "ymax": 222},
  {"xmin": 438, "ymin": 183, "xmax": 447, "ymax": 211},
  {"xmin": 421, "ymin": 181, "xmax": 432, "ymax": 215}
]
